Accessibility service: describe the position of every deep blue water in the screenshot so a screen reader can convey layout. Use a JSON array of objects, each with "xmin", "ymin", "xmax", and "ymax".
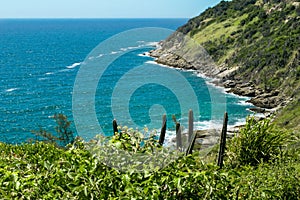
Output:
[{"xmin": 0, "ymin": 19, "xmax": 253, "ymax": 143}]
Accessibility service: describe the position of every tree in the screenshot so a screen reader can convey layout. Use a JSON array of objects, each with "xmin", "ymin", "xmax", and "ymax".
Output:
[{"xmin": 31, "ymin": 114, "xmax": 75, "ymax": 147}]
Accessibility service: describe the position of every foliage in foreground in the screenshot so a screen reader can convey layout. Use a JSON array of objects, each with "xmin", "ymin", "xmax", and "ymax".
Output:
[{"xmin": 0, "ymin": 118, "xmax": 299, "ymax": 199}]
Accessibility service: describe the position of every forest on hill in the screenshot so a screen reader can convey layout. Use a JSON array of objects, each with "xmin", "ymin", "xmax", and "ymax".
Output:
[{"xmin": 152, "ymin": 0, "xmax": 300, "ymax": 130}]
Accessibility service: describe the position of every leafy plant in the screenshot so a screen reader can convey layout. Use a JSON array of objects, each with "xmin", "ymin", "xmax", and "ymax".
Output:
[
  {"xmin": 0, "ymin": 117, "xmax": 300, "ymax": 199},
  {"xmin": 87, "ymin": 126, "xmax": 183, "ymax": 173},
  {"xmin": 226, "ymin": 117, "xmax": 289, "ymax": 167}
]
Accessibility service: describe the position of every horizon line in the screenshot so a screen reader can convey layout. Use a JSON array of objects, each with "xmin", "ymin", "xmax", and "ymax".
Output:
[{"xmin": 0, "ymin": 17, "xmax": 190, "ymax": 20}]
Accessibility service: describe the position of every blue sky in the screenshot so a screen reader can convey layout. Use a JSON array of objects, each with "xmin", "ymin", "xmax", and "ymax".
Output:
[{"xmin": 0, "ymin": 0, "xmax": 223, "ymax": 18}]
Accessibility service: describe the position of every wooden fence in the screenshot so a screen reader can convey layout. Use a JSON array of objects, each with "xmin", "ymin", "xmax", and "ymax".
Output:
[{"xmin": 112, "ymin": 110, "xmax": 228, "ymax": 168}]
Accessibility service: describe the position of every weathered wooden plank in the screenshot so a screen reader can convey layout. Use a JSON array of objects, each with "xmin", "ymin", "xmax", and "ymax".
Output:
[{"xmin": 217, "ymin": 112, "xmax": 228, "ymax": 169}]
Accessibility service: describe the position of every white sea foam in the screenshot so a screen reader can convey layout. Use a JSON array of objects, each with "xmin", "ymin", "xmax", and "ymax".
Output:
[
  {"xmin": 145, "ymin": 60, "xmax": 157, "ymax": 65},
  {"xmin": 237, "ymin": 100, "xmax": 252, "ymax": 106},
  {"xmin": 204, "ymin": 80, "xmax": 228, "ymax": 94},
  {"xmin": 59, "ymin": 69, "xmax": 71, "ymax": 73},
  {"xmin": 96, "ymin": 54, "xmax": 104, "ymax": 58},
  {"xmin": 110, "ymin": 51, "xmax": 119, "ymax": 55},
  {"xmin": 120, "ymin": 46, "xmax": 139, "ymax": 52},
  {"xmin": 45, "ymin": 72, "xmax": 54, "ymax": 75},
  {"xmin": 164, "ymin": 130, "xmax": 177, "ymax": 147},
  {"xmin": 194, "ymin": 120, "xmax": 223, "ymax": 130},
  {"xmin": 145, "ymin": 41, "xmax": 159, "ymax": 47},
  {"xmin": 228, "ymin": 118, "xmax": 247, "ymax": 129},
  {"xmin": 253, "ymin": 112, "xmax": 266, "ymax": 118},
  {"xmin": 66, "ymin": 62, "xmax": 81, "ymax": 69},
  {"xmin": 128, "ymin": 46, "xmax": 138, "ymax": 50},
  {"xmin": 145, "ymin": 60, "xmax": 171, "ymax": 68},
  {"xmin": 138, "ymin": 52, "xmax": 151, "ymax": 57},
  {"xmin": 5, "ymin": 88, "xmax": 19, "ymax": 92},
  {"xmin": 38, "ymin": 77, "xmax": 49, "ymax": 81}
]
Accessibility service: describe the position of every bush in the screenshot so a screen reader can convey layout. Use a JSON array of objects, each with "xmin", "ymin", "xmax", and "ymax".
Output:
[
  {"xmin": 0, "ymin": 120, "xmax": 299, "ymax": 199},
  {"xmin": 226, "ymin": 117, "xmax": 289, "ymax": 167},
  {"xmin": 87, "ymin": 126, "xmax": 183, "ymax": 173}
]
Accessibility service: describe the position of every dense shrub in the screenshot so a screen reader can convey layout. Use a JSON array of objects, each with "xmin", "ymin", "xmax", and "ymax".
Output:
[
  {"xmin": 0, "ymin": 117, "xmax": 299, "ymax": 199},
  {"xmin": 226, "ymin": 117, "xmax": 289, "ymax": 167}
]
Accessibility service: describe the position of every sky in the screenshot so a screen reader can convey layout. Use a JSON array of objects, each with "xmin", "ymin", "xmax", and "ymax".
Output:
[{"xmin": 0, "ymin": 0, "xmax": 223, "ymax": 19}]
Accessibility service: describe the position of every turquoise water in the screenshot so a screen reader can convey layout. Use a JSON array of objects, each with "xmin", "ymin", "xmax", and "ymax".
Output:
[{"xmin": 0, "ymin": 19, "xmax": 253, "ymax": 143}]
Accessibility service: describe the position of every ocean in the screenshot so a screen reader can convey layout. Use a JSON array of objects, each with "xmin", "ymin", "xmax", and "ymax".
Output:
[{"xmin": 0, "ymin": 19, "xmax": 253, "ymax": 144}]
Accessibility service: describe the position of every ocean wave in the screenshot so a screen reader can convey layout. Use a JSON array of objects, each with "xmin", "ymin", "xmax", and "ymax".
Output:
[
  {"xmin": 253, "ymin": 112, "xmax": 266, "ymax": 118},
  {"xmin": 145, "ymin": 41, "xmax": 159, "ymax": 47},
  {"xmin": 138, "ymin": 52, "xmax": 151, "ymax": 57},
  {"xmin": 38, "ymin": 77, "xmax": 49, "ymax": 81},
  {"xmin": 228, "ymin": 118, "xmax": 247, "ymax": 129},
  {"xmin": 5, "ymin": 88, "xmax": 19, "ymax": 92},
  {"xmin": 45, "ymin": 72, "xmax": 54, "ymax": 75},
  {"xmin": 96, "ymin": 54, "xmax": 104, "ymax": 58},
  {"xmin": 120, "ymin": 46, "xmax": 141, "ymax": 52},
  {"xmin": 110, "ymin": 51, "xmax": 119, "ymax": 55},
  {"xmin": 194, "ymin": 120, "xmax": 223, "ymax": 130},
  {"xmin": 145, "ymin": 60, "xmax": 157, "ymax": 65},
  {"xmin": 128, "ymin": 46, "xmax": 138, "ymax": 50},
  {"xmin": 145, "ymin": 60, "xmax": 171, "ymax": 68},
  {"xmin": 66, "ymin": 62, "xmax": 81, "ymax": 69},
  {"xmin": 59, "ymin": 69, "xmax": 71, "ymax": 73},
  {"xmin": 237, "ymin": 100, "xmax": 252, "ymax": 106},
  {"xmin": 202, "ymin": 80, "xmax": 228, "ymax": 95}
]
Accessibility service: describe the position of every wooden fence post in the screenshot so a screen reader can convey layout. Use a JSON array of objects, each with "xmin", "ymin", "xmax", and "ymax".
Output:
[
  {"xmin": 188, "ymin": 109, "xmax": 193, "ymax": 143},
  {"xmin": 217, "ymin": 112, "xmax": 228, "ymax": 169},
  {"xmin": 113, "ymin": 119, "xmax": 119, "ymax": 136},
  {"xmin": 176, "ymin": 122, "xmax": 182, "ymax": 150},
  {"xmin": 185, "ymin": 132, "xmax": 197, "ymax": 156},
  {"xmin": 159, "ymin": 114, "xmax": 167, "ymax": 146}
]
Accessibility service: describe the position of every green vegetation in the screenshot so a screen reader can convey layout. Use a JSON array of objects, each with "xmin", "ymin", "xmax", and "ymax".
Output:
[
  {"xmin": 31, "ymin": 114, "xmax": 75, "ymax": 147},
  {"xmin": 185, "ymin": 0, "xmax": 299, "ymax": 91},
  {"xmin": 227, "ymin": 117, "xmax": 289, "ymax": 167},
  {"xmin": 1, "ymin": 0, "xmax": 299, "ymax": 198},
  {"xmin": 274, "ymin": 96, "xmax": 300, "ymax": 130},
  {"xmin": 177, "ymin": 0, "xmax": 300, "ymax": 129},
  {"xmin": 0, "ymin": 118, "xmax": 299, "ymax": 199}
]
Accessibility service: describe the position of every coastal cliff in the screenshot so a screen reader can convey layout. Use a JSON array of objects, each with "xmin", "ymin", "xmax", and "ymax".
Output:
[{"xmin": 151, "ymin": 0, "xmax": 300, "ymax": 129}]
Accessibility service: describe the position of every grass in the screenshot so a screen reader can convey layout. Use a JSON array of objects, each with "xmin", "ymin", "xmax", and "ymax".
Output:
[
  {"xmin": 0, "ymin": 118, "xmax": 299, "ymax": 199},
  {"xmin": 274, "ymin": 97, "xmax": 300, "ymax": 131},
  {"xmin": 192, "ymin": 13, "xmax": 248, "ymax": 45}
]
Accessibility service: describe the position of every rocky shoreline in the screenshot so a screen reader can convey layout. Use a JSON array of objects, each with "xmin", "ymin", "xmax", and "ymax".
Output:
[
  {"xmin": 149, "ymin": 45, "xmax": 286, "ymax": 116},
  {"xmin": 149, "ymin": 40, "xmax": 290, "ymax": 151}
]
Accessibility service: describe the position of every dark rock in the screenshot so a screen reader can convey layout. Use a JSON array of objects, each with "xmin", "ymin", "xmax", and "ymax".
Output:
[
  {"xmin": 224, "ymin": 80, "xmax": 236, "ymax": 88},
  {"xmin": 240, "ymin": 82, "xmax": 252, "ymax": 87},
  {"xmin": 228, "ymin": 86, "xmax": 256, "ymax": 97},
  {"xmin": 247, "ymin": 96, "xmax": 281, "ymax": 109},
  {"xmin": 249, "ymin": 107, "xmax": 266, "ymax": 113},
  {"xmin": 271, "ymin": 90, "xmax": 280, "ymax": 96}
]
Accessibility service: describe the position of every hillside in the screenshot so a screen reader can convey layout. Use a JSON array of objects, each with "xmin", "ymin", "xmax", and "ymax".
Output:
[{"xmin": 150, "ymin": 0, "xmax": 300, "ymax": 130}]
